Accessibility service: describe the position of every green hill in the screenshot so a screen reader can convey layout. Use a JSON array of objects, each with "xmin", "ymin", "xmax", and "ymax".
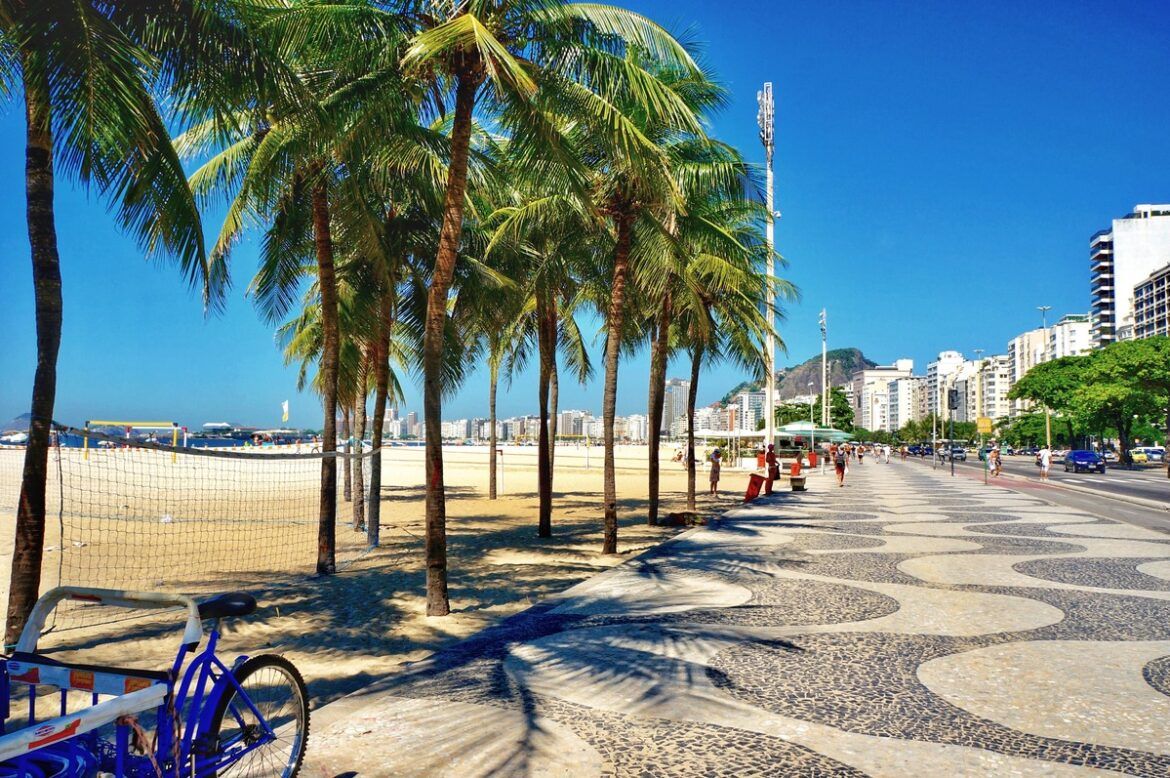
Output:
[{"xmin": 717, "ymin": 348, "xmax": 877, "ymax": 404}]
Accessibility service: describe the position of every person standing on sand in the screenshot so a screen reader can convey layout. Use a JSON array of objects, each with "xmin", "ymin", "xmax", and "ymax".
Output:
[{"xmin": 709, "ymin": 448, "xmax": 722, "ymax": 495}]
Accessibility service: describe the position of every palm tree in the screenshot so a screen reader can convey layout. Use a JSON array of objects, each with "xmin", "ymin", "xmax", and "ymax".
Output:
[
  {"xmin": 178, "ymin": 1, "xmax": 418, "ymax": 574},
  {"xmin": 485, "ymin": 185, "xmax": 595, "ymax": 535},
  {"xmin": 672, "ymin": 189, "xmax": 795, "ymax": 509},
  {"xmin": 401, "ymin": 0, "xmax": 704, "ymax": 611},
  {"xmin": 0, "ymin": 1, "xmax": 256, "ymax": 643}
]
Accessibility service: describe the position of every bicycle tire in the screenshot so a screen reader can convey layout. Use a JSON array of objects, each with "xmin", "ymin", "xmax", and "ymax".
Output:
[{"xmin": 207, "ymin": 654, "xmax": 309, "ymax": 778}]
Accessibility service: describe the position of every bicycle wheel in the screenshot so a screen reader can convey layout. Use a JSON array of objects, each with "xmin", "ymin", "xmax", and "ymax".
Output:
[{"xmin": 208, "ymin": 654, "xmax": 309, "ymax": 777}]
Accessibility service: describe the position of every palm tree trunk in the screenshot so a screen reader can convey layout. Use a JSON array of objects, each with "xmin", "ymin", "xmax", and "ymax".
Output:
[
  {"xmin": 602, "ymin": 213, "xmax": 633, "ymax": 554},
  {"xmin": 5, "ymin": 81, "xmax": 60, "ymax": 646},
  {"xmin": 548, "ymin": 295, "xmax": 559, "ymax": 479},
  {"xmin": 488, "ymin": 355, "xmax": 499, "ymax": 500},
  {"xmin": 341, "ymin": 406, "xmax": 352, "ymax": 502},
  {"xmin": 367, "ymin": 288, "xmax": 393, "ymax": 546},
  {"xmin": 549, "ymin": 350, "xmax": 559, "ymax": 473},
  {"xmin": 687, "ymin": 343, "xmax": 701, "ymax": 510},
  {"xmin": 646, "ymin": 291, "xmax": 671, "ymax": 525},
  {"xmin": 536, "ymin": 294, "xmax": 553, "ymax": 538},
  {"xmin": 312, "ymin": 179, "xmax": 340, "ymax": 575},
  {"xmin": 367, "ymin": 286, "xmax": 390, "ymax": 545},
  {"xmin": 352, "ymin": 358, "xmax": 368, "ymax": 532},
  {"xmin": 423, "ymin": 68, "xmax": 480, "ymax": 616}
]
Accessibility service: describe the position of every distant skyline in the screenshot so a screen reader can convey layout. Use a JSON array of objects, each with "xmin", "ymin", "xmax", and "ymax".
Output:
[{"xmin": 2, "ymin": 0, "xmax": 1169, "ymax": 428}]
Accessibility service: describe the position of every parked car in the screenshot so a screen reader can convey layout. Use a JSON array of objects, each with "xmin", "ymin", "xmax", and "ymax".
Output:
[
  {"xmin": 1052, "ymin": 449, "xmax": 1068, "ymax": 462},
  {"xmin": 947, "ymin": 446, "xmax": 967, "ymax": 461},
  {"xmin": 1138, "ymin": 446, "xmax": 1165, "ymax": 462},
  {"xmin": 1130, "ymin": 449, "xmax": 1149, "ymax": 464},
  {"xmin": 1102, "ymin": 450, "xmax": 1119, "ymax": 462},
  {"xmin": 907, "ymin": 444, "xmax": 922, "ymax": 456},
  {"xmin": 1064, "ymin": 450, "xmax": 1107, "ymax": 474}
]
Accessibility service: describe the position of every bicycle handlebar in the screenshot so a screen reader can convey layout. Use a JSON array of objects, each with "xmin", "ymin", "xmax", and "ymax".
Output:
[{"xmin": 16, "ymin": 587, "xmax": 203, "ymax": 653}]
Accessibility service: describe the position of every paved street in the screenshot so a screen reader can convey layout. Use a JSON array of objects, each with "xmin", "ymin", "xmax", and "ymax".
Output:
[
  {"xmin": 947, "ymin": 455, "xmax": 1169, "ymax": 506},
  {"xmin": 305, "ymin": 463, "xmax": 1170, "ymax": 777}
]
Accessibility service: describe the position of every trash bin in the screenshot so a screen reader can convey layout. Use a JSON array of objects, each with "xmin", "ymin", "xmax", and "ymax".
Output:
[
  {"xmin": 808, "ymin": 451, "xmax": 818, "ymax": 468},
  {"xmin": 745, "ymin": 473, "xmax": 765, "ymax": 503},
  {"xmin": 756, "ymin": 453, "xmax": 766, "ymax": 469},
  {"xmin": 790, "ymin": 460, "xmax": 802, "ymax": 476}
]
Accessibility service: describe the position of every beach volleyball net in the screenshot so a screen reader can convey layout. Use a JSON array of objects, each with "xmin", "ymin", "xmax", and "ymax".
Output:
[{"xmin": 0, "ymin": 428, "xmax": 374, "ymax": 634}]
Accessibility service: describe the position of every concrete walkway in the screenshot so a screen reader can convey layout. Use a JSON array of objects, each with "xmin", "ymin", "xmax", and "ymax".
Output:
[{"xmin": 304, "ymin": 462, "xmax": 1170, "ymax": 776}]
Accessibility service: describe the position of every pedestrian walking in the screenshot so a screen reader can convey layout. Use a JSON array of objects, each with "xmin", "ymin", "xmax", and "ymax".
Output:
[
  {"xmin": 833, "ymin": 444, "xmax": 847, "ymax": 487},
  {"xmin": 1038, "ymin": 444, "xmax": 1052, "ymax": 482},
  {"xmin": 857, "ymin": 445, "xmax": 864, "ymax": 465},
  {"xmin": 709, "ymin": 447, "xmax": 722, "ymax": 495}
]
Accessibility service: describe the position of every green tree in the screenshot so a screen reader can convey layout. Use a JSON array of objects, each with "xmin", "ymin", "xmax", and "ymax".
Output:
[
  {"xmin": 2, "ymin": 1, "xmax": 249, "ymax": 644},
  {"xmin": 1085, "ymin": 337, "xmax": 1170, "ymax": 475},
  {"xmin": 814, "ymin": 387, "xmax": 854, "ymax": 431}
]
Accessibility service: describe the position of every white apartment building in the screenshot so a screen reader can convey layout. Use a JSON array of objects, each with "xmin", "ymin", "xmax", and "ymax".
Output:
[
  {"xmin": 1007, "ymin": 329, "xmax": 1047, "ymax": 417},
  {"xmin": 953, "ymin": 361, "xmax": 982, "ymax": 423},
  {"xmin": 979, "ymin": 355, "xmax": 1012, "ymax": 421},
  {"xmin": 1050, "ymin": 313, "xmax": 1091, "ymax": 359},
  {"xmin": 662, "ymin": 379, "xmax": 690, "ymax": 435},
  {"xmin": 850, "ymin": 359, "xmax": 914, "ymax": 432},
  {"xmin": 1090, "ymin": 204, "xmax": 1170, "ymax": 348},
  {"xmin": 887, "ymin": 376, "xmax": 925, "ymax": 432},
  {"xmin": 734, "ymin": 391, "xmax": 766, "ymax": 432},
  {"xmin": 1134, "ymin": 263, "xmax": 1170, "ymax": 339},
  {"xmin": 926, "ymin": 351, "xmax": 966, "ymax": 418}
]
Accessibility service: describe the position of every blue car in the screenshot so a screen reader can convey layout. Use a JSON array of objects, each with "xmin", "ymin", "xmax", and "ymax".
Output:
[{"xmin": 1064, "ymin": 450, "xmax": 1106, "ymax": 474}]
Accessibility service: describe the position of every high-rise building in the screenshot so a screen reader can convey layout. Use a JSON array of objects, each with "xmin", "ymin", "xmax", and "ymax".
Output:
[
  {"xmin": 979, "ymin": 355, "xmax": 1012, "ymax": 421},
  {"xmin": 925, "ymin": 351, "xmax": 966, "ymax": 419},
  {"xmin": 850, "ymin": 359, "xmax": 914, "ymax": 432},
  {"xmin": 887, "ymin": 376, "xmax": 925, "ymax": 432},
  {"xmin": 1007, "ymin": 329, "xmax": 1047, "ymax": 417},
  {"xmin": 734, "ymin": 391, "xmax": 766, "ymax": 432},
  {"xmin": 953, "ymin": 361, "xmax": 981, "ymax": 423},
  {"xmin": 1134, "ymin": 263, "xmax": 1170, "ymax": 340},
  {"xmin": 1090, "ymin": 204, "xmax": 1170, "ymax": 348},
  {"xmin": 662, "ymin": 378, "xmax": 690, "ymax": 436},
  {"xmin": 1049, "ymin": 313, "xmax": 1091, "ymax": 359}
]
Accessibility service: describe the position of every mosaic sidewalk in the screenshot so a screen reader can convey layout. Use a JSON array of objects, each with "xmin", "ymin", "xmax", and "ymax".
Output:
[{"xmin": 304, "ymin": 463, "xmax": 1170, "ymax": 777}]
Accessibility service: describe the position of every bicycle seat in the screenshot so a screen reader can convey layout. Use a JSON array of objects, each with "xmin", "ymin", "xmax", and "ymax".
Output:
[{"xmin": 198, "ymin": 592, "xmax": 257, "ymax": 620}]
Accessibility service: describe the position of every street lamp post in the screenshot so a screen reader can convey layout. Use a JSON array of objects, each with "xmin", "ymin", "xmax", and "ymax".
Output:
[
  {"xmin": 819, "ymin": 309, "xmax": 828, "ymax": 428},
  {"xmin": 808, "ymin": 379, "xmax": 815, "ymax": 468},
  {"xmin": 757, "ymin": 84, "xmax": 776, "ymax": 455},
  {"xmin": 1038, "ymin": 305, "xmax": 1052, "ymax": 449}
]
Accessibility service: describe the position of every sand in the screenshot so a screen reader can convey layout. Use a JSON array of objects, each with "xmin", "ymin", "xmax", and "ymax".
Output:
[{"xmin": 0, "ymin": 443, "xmax": 744, "ymax": 705}]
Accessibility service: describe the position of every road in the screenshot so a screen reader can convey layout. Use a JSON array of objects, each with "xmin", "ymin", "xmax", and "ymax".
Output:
[{"xmin": 909, "ymin": 454, "xmax": 1170, "ymax": 535}]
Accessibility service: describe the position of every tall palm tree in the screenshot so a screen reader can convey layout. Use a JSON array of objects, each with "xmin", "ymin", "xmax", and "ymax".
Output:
[
  {"xmin": 485, "ymin": 185, "xmax": 594, "ymax": 535},
  {"xmin": 178, "ymin": 1, "xmax": 418, "ymax": 574},
  {"xmin": 401, "ymin": 0, "xmax": 703, "ymax": 611},
  {"xmin": 0, "ymin": 1, "xmax": 258, "ymax": 643}
]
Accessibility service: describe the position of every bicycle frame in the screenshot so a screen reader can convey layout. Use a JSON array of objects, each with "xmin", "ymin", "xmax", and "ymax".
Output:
[{"xmin": 0, "ymin": 588, "xmax": 284, "ymax": 778}]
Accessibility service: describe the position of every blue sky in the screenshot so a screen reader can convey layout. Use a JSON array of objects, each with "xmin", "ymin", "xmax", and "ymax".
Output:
[{"xmin": 2, "ymin": 0, "xmax": 1169, "ymax": 429}]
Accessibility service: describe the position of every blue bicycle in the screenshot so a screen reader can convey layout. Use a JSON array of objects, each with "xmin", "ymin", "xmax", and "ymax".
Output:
[{"xmin": 0, "ymin": 587, "xmax": 309, "ymax": 777}]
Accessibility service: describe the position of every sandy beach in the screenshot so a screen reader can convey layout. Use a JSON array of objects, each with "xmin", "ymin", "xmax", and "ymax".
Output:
[{"xmin": 0, "ymin": 442, "xmax": 744, "ymax": 704}]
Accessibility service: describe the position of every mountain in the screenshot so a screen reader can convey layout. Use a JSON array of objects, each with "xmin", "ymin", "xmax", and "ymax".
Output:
[
  {"xmin": 1, "ymin": 413, "xmax": 32, "ymax": 433},
  {"xmin": 717, "ymin": 348, "xmax": 877, "ymax": 404},
  {"xmin": 777, "ymin": 348, "xmax": 876, "ymax": 400}
]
